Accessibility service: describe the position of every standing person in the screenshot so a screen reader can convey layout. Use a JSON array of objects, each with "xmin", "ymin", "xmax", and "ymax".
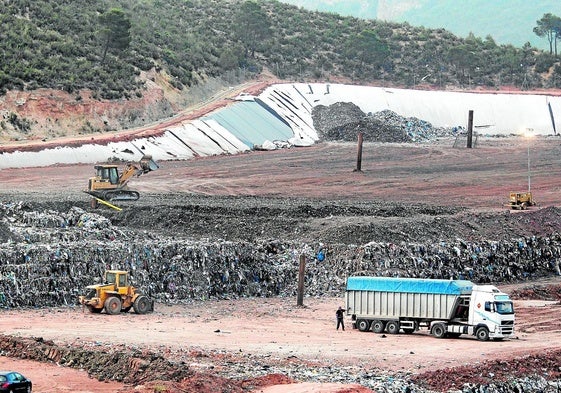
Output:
[{"xmin": 336, "ymin": 306, "xmax": 345, "ymax": 331}]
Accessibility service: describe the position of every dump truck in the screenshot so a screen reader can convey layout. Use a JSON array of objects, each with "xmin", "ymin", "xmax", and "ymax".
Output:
[
  {"xmin": 84, "ymin": 154, "xmax": 158, "ymax": 208},
  {"xmin": 345, "ymin": 277, "xmax": 515, "ymax": 341},
  {"xmin": 78, "ymin": 270, "xmax": 153, "ymax": 315},
  {"xmin": 507, "ymin": 191, "xmax": 535, "ymax": 210}
]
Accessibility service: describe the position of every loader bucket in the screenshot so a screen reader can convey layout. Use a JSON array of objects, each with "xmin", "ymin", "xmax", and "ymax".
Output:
[{"xmin": 139, "ymin": 155, "xmax": 159, "ymax": 173}]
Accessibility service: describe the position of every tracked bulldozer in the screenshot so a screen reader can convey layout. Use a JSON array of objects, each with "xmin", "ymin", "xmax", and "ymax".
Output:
[
  {"xmin": 85, "ymin": 154, "xmax": 158, "ymax": 208},
  {"xmin": 78, "ymin": 270, "xmax": 153, "ymax": 315}
]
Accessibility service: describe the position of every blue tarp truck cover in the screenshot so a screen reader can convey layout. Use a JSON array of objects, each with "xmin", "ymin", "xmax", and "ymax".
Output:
[{"xmin": 346, "ymin": 277, "xmax": 473, "ymax": 295}]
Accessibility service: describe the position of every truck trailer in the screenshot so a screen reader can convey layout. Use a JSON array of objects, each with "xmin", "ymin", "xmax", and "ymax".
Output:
[{"xmin": 345, "ymin": 277, "xmax": 515, "ymax": 341}]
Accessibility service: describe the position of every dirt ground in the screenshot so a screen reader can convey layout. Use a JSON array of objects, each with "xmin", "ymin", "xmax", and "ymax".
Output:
[
  {"xmin": 2, "ymin": 134, "xmax": 561, "ymax": 392},
  {"xmin": 0, "ymin": 286, "xmax": 560, "ymax": 392}
]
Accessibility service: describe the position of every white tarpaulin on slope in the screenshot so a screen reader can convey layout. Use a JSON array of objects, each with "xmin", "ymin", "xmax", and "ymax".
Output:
[
  {"xmin": 1, "ymin": 83, "xmax": 559, "ymax": 169},
  {"xmin": 264, "ymin": 83, "xmax": 560, "ymax": 135}
]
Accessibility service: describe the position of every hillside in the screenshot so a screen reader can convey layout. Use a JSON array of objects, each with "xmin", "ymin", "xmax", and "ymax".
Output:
[
  {"xmin": 1, "ymin": 0, "xmax": 561, "ymax": 142},
  {"xmin": 279, "ymin": 0, "xmax": 558, "ymax": 50}
]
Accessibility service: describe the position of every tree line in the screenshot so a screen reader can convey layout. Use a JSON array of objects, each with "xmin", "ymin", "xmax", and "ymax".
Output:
[{"xmin": 1, "ymin": 0, "xmax": 561, "ymax": 101}]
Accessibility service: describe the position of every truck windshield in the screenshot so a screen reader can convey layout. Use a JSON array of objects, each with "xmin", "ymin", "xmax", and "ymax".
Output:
[{"xmin": 495, "ymin": 301, "xmax": 514, "ymax": 314}]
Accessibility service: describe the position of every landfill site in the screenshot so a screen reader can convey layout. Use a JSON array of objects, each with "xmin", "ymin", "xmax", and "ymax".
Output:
[{"xmin": 2, "ymin": 88, "xmax": 561, "ymax": 392}]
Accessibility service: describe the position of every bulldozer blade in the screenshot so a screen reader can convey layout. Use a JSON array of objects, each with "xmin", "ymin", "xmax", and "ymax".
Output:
[{"xmin": 94, "ymin": 197, "xmax": 122, "ymax": 211}]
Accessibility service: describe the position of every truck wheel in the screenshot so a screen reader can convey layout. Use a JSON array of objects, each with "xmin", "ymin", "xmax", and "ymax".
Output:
[
  {"xmin": 431, "ymin": 323, "xmax": 447, "ymax": 338},
  {"xmin": 133, "ymin": 295, "xmax": 152, "ymax": 314},
  {"xmin": 104, "ymin": 297, "xmax": 122, "ymax": 315},
  {"xmin": 356, "ymin": 319, "xmax": 370, "ymax": 332},
  {"xmin": 386, "ymin": 321, "xmax": 400, "ymax": 334},
  {"xmin": 476, "ymin": 327, "xmax": 490, "ymax": 341},
  {"xmin": 372, "ymin": 320, "xmax": 385, "ymax": 333}
]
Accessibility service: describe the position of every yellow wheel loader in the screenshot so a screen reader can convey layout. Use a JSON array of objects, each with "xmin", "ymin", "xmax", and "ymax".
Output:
[
  {"xmin": 84, "ymin": 154, "xmax": 158, "ymax": 208},
  {"xmin": 507, "ymin": 191, "xmax": 536, "ymax": 210},
  {"xmin": 78, "ymin": 270, "xmax": 154, "ymax": 315}
]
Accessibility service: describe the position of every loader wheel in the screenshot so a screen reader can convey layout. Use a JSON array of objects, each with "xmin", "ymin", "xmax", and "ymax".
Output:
[
  {"xmin": 133, "ymin": 295, "xmax": 152, "ymax": 314},
  {"xmin": 87, "ymin": 306, "xmax": 102, "ymax": 314},
  {"xmin": 104, "ymin": 297, "xmax": 122, "ymax": 315}
]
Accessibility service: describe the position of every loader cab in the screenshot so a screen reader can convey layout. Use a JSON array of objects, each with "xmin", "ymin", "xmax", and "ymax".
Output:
[
  {"xmin": 95, "ymin": 165, "xmax": 120, "ymax": 185},
  {"xmin": 105, "ymin": 270, "xmax": 129, "ymax": 288}
]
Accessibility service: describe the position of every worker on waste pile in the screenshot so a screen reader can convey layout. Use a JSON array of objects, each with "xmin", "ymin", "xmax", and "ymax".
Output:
[{"xmin": 336, "ymin": 306, "xmax": 345, "ymax": 331}]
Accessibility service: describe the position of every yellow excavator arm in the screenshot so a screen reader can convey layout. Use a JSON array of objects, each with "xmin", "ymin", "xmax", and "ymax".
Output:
[{"xmin": 85, "ymin": 155, "xmax": 158, "ymax": 207}]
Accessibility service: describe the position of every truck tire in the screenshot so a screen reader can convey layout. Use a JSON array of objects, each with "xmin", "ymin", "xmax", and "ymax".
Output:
[
  {"xmin": 356, "ymin": 319, "xmax": 370, "ymax": 332},
  {"xmin": 476, "ymin": 326, "xmax": 490, "ymax": 341},
  {"xmin": 133, "ymin": 295, "xmax": 152, "ymax": 314},
  {"xmin": 104, "ymin": 297, "xmax": 122, "ymax": 315},
  {"xmin": 372, "ymin": 320, "xmax": 385, "ymax": 333},
  {"xmin": 386, "ymin": 321, "xmax": 400, "ymax": 334},
  {"xmin": 431, "ymin": 323, "xmax": 447, "ymax": 338}
]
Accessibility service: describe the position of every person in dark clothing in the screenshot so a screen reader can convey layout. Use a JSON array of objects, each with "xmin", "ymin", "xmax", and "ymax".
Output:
[{"xmin": 336, "ymin": 306, "xmax": 345, "ymax": 331}]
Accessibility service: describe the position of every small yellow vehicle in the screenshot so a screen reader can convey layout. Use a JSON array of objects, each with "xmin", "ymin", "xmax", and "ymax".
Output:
[
  {"xmin": 84, "ymin": 154, "xmax": 158, "ymax": 208},
  {"xmin": 507, "ymin": 191, "xmax": 535, "ymax": 210},
  {"xmin": 79, "ymin": 270, "xmax": 153, "ymax": 315}
]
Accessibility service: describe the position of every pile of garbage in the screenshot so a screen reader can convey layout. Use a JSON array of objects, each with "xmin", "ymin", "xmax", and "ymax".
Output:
[
  {"xmin": 0, "ymin": 202, "xmax": 559, "ymax": 308},
  {"xmin": 312, "ymin": 102, "xmax": 459, "ymax": 142}
]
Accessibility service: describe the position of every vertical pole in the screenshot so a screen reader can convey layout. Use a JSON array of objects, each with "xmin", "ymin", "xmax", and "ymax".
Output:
[
  {"xmin": 467, "ymin": 110, "xmax": 474, "ymax": 148},
  {"xmin": 526, "ymin": 139, "xmax": 531, "ymax": 192},
  {"xmin": 355, "ymin": 132, "xmax": 363, "ymax": 172},
  {"xmin": 297, "ymin": 254, "xmax": 306, "ymax": 306}
]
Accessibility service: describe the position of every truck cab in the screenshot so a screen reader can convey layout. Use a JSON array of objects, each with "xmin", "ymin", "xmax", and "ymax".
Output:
[{"xmin": 465, "ymin": 285, "xmax": 515, "ymax": 340}]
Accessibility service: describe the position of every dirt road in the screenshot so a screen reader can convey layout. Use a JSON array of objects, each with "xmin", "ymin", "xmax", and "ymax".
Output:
[{"xmin": 1, "ymin": 289, "xmax": 561, "ymax": 392}]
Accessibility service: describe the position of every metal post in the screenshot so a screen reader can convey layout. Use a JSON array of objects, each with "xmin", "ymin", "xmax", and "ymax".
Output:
[
  {"xmin": 297, "ymin": 254, "xmax": 306, "ymax": 306},
  {"xmin": 467, "ymin": 110, "xmax": 474, "ymax": 148},
  {"xmin": 527, "ymin": 142, "xmax": 531, "ymax": 192}
]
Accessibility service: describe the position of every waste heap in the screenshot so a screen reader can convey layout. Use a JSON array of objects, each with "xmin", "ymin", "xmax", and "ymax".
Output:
[
  {"xmin": 1, "ymin": 201, "xmax": 559, "ymax": 308},
  {"xmin": 312, "ymin": 102, "xmax": 458, "ymax": 142}
]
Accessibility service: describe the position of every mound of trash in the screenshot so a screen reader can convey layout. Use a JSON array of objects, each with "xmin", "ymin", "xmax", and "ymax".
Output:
[{"xmin": 312, "ymin": 102, "xmax": 459, "ymax": 142}]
